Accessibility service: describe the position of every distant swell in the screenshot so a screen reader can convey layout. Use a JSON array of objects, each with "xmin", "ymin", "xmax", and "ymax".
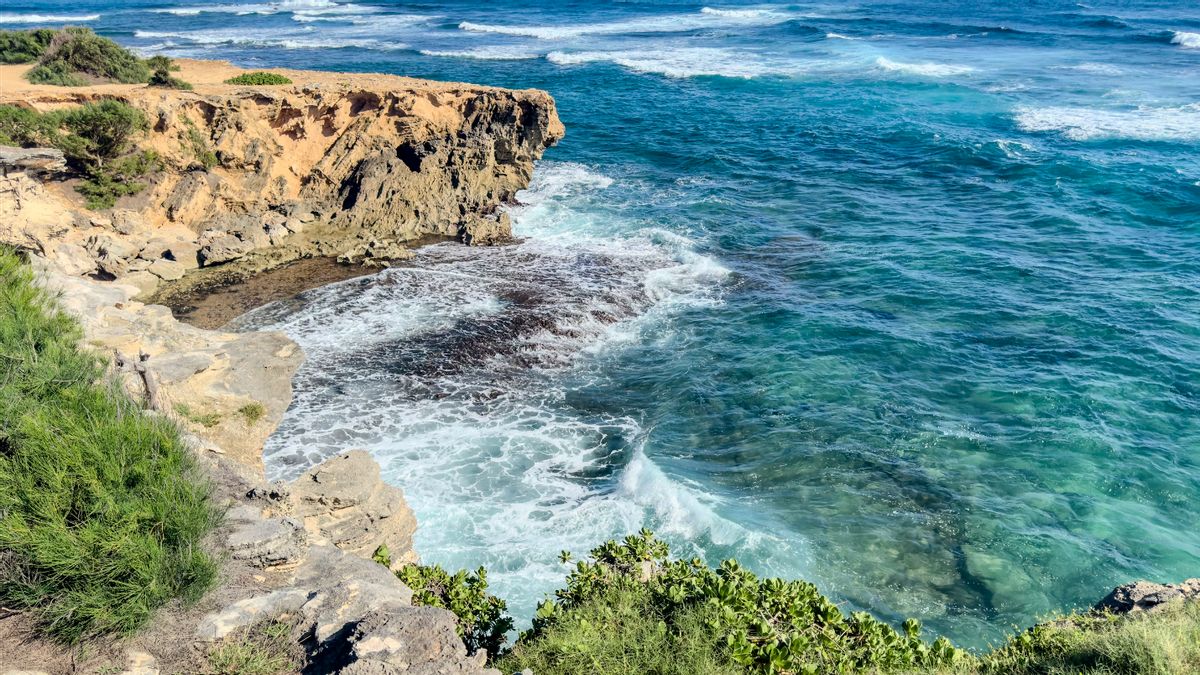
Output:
[
  {"xmin": 458, "ymin": 8, "xmax": 791, "ymax": 40},
  {"xmin": 0, "ymin": 12, "xmax": 99, "ymax": 23}
]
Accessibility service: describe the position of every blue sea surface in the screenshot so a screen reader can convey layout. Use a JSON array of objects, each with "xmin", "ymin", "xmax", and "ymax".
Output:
[{"xmin": 8, "ymin": 0, "xmax": 1199, "ymax": 648}]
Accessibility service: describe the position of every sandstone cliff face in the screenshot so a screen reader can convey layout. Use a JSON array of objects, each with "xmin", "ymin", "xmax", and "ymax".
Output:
[{"xmin": 1, "ymin": 59, "xmax": 564, "ymax": 298}]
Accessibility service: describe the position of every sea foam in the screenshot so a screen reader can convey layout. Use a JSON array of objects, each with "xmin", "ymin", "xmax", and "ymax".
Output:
[
  {"xmin": 459, "ymin": 7, "xmax": 791, "ymax": 40},
  {"xmin": 0, "ymin": 12, "xmax": 99, "ymax": 23},
  {"xmin": 875, "ymin": 56, "xmax": 976, "ymax": 77},
  {"xmin": 237, "ymin": 161, "xmax": 732, "ymax": 623},
  {"xmin": 1015, "ymin": 104, "xmax": 1200, "ymax": 141},
  {"xmin": 548, "ymin": 48, "xmax": 786, "ymax": 79},
  {"xmin": 1171, "ymin": 31, "xmax": 1200, "ymax": 48},
  {"xmin": 420, "ymin": 47, "xmax": 539, "ymax": 61}
]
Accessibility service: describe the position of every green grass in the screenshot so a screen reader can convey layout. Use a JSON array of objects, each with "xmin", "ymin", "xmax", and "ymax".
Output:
[
  {"xmin": 237, "ymin": 402, "xmax": 266, "ymax": 425},
  {"xmin": 973, "ymin": 601, "xmax": 1200, "ymax": 675},
  {"xmin": 175, "ymin": 403, "xmax": 222, "ymax": 428},
  {"xmin": 26, "ymin": 28, "xmax": 150, "ymax": 86},
  {"xmin": 0, "ymin": 248, "xmax": 219, "ymax": 643},
  {"xmin": 206, "ymin": 620, "xmax": 301, "ymax": 675},
  {"xmin": 224, "ymin": 72, "xmax": 293, "ymax": 85}
]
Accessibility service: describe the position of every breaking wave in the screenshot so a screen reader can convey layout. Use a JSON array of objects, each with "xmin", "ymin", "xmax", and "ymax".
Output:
[
  {"xmin": 875, "ymin": 56, "xmax": 976, "ymax": 77},
  {"xmin": 547, "ymin": 47, "xmax": 787, "ymax": 79},
  {"xmin": 0, "ymin": 12, "xmax": 99, "ymax": 23},
  {"xmin": 458, "ymin": 7, "xmax": 791, "ymax": 40},
  {"xmin": 1014, "ymin": 104, "xmax": 1200, "ymax": 141},
  {"xmin": 236, "ymin": 161, "xmax": 732, "ymax": 622}
]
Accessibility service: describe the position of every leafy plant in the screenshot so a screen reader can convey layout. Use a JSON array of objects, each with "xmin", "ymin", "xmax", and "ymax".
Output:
[
  {"xmin": 147, "ymin": 55, "xmax": 192, "ymax": 90},
  {"xmin": 396, "ymin": 563, "xmax": 514, "ymax": 660},
  {"xmin": 0, "ymin": 104, "xmax": 58, "ymax": 147},
  {"xmin": 26, "ymin": 28, "xmax": 150, "ymax": 86},
  {"xmin": 0, "ymin": 248, "xmax": 219, "ymax": 642},
  {"xmin": 506, "ymin": 530, "xmax": 967, "ymax": 674},
  {"xmin": 224, "ymin": 71, "xmax": 293, "ymax": 85},
  {"xmin": 182, "ymin": 118, "xmax": 218, "ymax": 169},
  {"xmin": 0, "ymin": 29, "xmax": 55, "ymax": 64},
  {"xmin": 56, "ymin": 99, "xmax": 148, "ymax": 169}
]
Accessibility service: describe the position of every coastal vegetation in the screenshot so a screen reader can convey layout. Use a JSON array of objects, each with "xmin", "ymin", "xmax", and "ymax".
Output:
[
  {"xmin": 383, "ymin": 530, "xmax": 1199, "ymax": 675},
  {"xmin": 0, "ymin": 247, "xmax": 219, "ymax": 642},
  {"xmin": 0, "ymin": 28, "xmax": 192, "ymax": 89},
  {"xmin": 224, "ymin": 71, "xmax": 293, "ymax": 86},
  {"xmin": 25, "ymin": 28, "xmax": 150, "ymax": 86},
  {"xmin": 0, "ymin": 99, "xmax": 159, "ymax": 209}
]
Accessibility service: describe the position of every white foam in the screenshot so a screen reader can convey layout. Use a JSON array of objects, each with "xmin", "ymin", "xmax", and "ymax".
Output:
[
  {"xmin": 825, "ymin": 32, "xmax": 860, "ymax": 40},
  {"xmin": 420, "ymin": 46, "xmax": 539, "ymax": 61},
  {"xmin": 1172, "ymin": 31, "xmax": 1200, "ymax": 48},
  {"xmin": 154, "ymin": 0, "xmax": 351, "ymax": 16},
  {"xmin": 0, "ymin": 12, "xmax": 100, "ymax": 23},
  {"xmin": 547, "ymin": 47, "xmax": 787, "ymax": 79},
  {"xmin": 700, "ymin": 6, "xmax": 784, "ymax": 19},
  {"xmin": 459, "ymin": 7, "xmax": 791, "ymax": 40},
  {"xmin": 133, "ymin": 27, "xmax": 397, "ymax": 50},
  {"xmin": 875, "ymin": 56, "xmax": 975, "ymax": 77},
  {"xmin": 1014, "ymin": 104, "xmax": 1200, "ymax": 141},
  {"xmin": 619, "ymin": 451, "xmax": 746, "ymax": 545}
]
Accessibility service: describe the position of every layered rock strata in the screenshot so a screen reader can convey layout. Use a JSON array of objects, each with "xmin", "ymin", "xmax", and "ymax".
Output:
[{"xmin": 0, "ymin": 58, "xmax": 563, "ymax": 302}]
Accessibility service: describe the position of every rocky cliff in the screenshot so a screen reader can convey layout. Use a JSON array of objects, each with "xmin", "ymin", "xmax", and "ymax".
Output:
[{"xmin": 0, "ymin": 58, "xmax": 563, "ymax": 301}]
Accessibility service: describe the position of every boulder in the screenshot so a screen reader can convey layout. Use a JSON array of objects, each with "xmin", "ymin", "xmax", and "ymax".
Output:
[
  {"xmin": 147, "ymin": 258, "xmax": 187, "ymax": 281},
  {"xmin": 0, "ymin": 146, "xmax": 65, "ymax": 174},
  {"xmin": 1095, "ymin": 578, "xmax": 1200, "ymax": 614},
  {"xmin": 295, "ymin": 545, "xmax": 414, "ymax": 643},
  {"xmin": 226, "ymin": 516, "xmax": 308, "ymax": 568},
  {"xmin": 291, "ymin": 451, "xmax": 418, "ymax": 567}
]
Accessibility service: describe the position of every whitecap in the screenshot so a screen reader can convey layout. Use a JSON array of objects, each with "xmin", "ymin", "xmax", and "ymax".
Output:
[
  {"xmin": 825, "ymin": 32, "xmax": 860, "ymax": 40},
  {"xmin": 875, "ymin": 56, "xmax": 975, "ymax": 77},
  {"xmin": 1014, "ymin": 104, "xmax": 1200, "ymax": 141},
  {"xmin": 420, "ymin": 46, "xmax": 539, "ymax": 61},
  {"xmin": 0, "ymin": 12, "xmax": 100, "ymax": 23},
  {"xmin": 1051, "ymin": 62, "xmax": 1124, "ymax": 75},
  {"xmin": 459, "ymin": 7, "xmax": 791, "ymax": 40},
  {"xmin": 133, "ymin": 27, "xmax": 396, "ymax": 50},
  {"xmin": 1171, "ymin": 31, "xmax": 1200, "ymax": 48},
  {"xmin": 547, "ymin": 47, "xmax": 787, "ymax": 79}
]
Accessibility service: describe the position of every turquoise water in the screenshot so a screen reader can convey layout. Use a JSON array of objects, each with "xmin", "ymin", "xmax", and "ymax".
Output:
[{"xmin": 9, "ymin": 0, "xmax": 1200, "ymax": 648}]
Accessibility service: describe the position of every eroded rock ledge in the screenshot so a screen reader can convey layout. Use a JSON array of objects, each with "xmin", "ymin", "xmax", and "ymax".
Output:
[{"xmin": 0, "ymin": 58, "xmax": 563, "ymax": 305}]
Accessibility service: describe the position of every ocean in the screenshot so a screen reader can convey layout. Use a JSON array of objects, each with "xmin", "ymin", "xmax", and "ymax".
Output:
[{"xmin": 6, "ymin": 0, "xmax": 1198, "ymax": 649}]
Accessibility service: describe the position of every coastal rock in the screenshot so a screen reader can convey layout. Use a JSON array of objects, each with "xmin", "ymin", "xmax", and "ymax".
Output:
[
  {"xmin": 0, "ymin": 145, "xmax": 65, "ymax": 174},
  {"xmin": 1095, "ymin": 578, "xmax": 1200, "ymax": 614},
  {"xmin": 2, "ymin": 62, "xmax": 563, "ymax": 271},
  {"xmin": 337, "ymin": 606, "xmax": 500, "ymax": 675},
  {"xmin": 295, "ymin": 545, "xmax": 415, "ymax": 643},
  {"xmin": 292, "ymin": 451, "xmax": 418, "ymax": 568},
  {"xmin": 195, "ymin": 589, "xmax": 311, "ymax": 641},
  {"xmin": 225, "ymin": 516, "xmax": 308, "ymax": 568}
]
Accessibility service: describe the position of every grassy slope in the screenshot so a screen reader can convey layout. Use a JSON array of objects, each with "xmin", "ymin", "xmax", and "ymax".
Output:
[{"xmin": 0, "ymin": 247, "xmax": 218, "ymax": 642}]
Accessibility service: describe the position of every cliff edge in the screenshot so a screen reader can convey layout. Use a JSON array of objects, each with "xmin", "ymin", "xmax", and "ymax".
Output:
[{"xmin": 0, "ymin": 58, "xmax": 563, "ymax": 299}]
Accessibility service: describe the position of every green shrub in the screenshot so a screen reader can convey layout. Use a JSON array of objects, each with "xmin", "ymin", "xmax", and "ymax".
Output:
[
  {"xmin": 0, "ymin": 104, "xmax": 58, "ymax": 147},
  {"xmin": 26, "ymin": 28, "xmax": 150, "ymax": 86},
  {"xmin": 74, "ymin": 150, "xmax": 160, "ymax": 209},
  {"xmin": 147, "ymin": 55, "xmax": 192, "ymax": 90},
  {"xmin": 182, "ymin": 120, "xmax": 218, "ymax": 169},
  {"xmin": 498, "ymin": 585, "xmax": 739, "ymax": 675},
  {"xmin": 224, "ymin": 71, "xmax": 293, "ymax": 86},
  {"xmin": 0, "ymin": 248, "xmax": 220, "ymax": 642},
  {"xmin": 396, "ymin": 564, "xmax": 514, "ymax": 660},
  {"xmin": 25, "ymin": 59, "xmax": 87, "ymax": 86},
  {"xmin": 56, "ymin": 99, "xmax": 148, "ymax": 169},
  {"xmin": 505, "ymin": 530, "xmax": 965, "ymax": 675},
  {"xmin": 0, "ymin": 29, "xmax": 55, "ymax": 64}
]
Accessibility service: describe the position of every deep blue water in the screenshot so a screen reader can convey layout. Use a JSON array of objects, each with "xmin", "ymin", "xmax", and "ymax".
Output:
[{"xmin": 8, "ymin": 0, "xmax": 1200, "ymax": 649}]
